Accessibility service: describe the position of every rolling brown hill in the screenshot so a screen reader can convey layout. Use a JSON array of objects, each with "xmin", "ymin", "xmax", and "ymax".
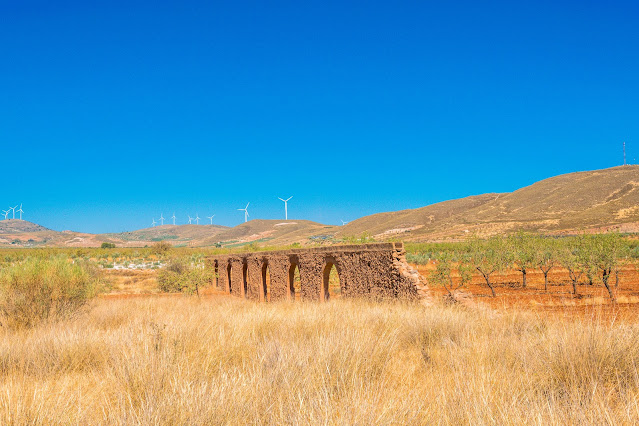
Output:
[
  {"xmin": 0, "ymin": 219, "xmax": 336, "ymax": 248},
  {"xmin": 104, "ymin": 224, "xmax": 229, "ymax": 243},
  {"xmin": 0, "ymin": 220, "xmax": 51, "ymax": 234},
  {"xmin": 199, "ymin": 219, "xmax": 337, "ymax": 247},
  {"xmin": 2, "ymin": 166, "xmax": 638, "ymax": 247},
  {"xmin": 337, "ymin": 165, "xmax": 639, "ymax": 241}
]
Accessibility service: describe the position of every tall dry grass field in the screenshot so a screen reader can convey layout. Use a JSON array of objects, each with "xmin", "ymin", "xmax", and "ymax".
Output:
[{"xmin": 1, "ymin": 297, "xmax": 639, "ymax": 424}]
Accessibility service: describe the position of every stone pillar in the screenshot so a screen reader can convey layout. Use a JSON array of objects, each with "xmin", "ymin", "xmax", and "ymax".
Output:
[
  {"xmin": 229, "ymin": 258, "xmax": 245, "ymax": 297},
  {"xmin": 246, "ymin": 257, "xmax": 262, "ymax": 301},
  {"xmin": 298, "ymin": 253, "xmax": 323, "ymax": 301},
  {"xmin": 218, "ymin": 258, "xmax": 231, "ymax": 294},
  {"xmin": 268, "ymin": 255, "xmax": 290, "ymax": 302}
]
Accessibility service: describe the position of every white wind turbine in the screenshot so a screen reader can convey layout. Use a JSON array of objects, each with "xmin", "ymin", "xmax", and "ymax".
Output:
[
  {"xmin": 171, "ymin": 212, "xmax": 176, "ymax": 225},
  {"xmin": 152, "ymin": 218, "xmax": 157, "ymax": 227},
  {"xmin": 10, "ymin": 205, "xmax": 17, "ymax": 219},
  {"xmin": 207, "ymin": 215, "xmax": 215, "ymax": 225},
  {"xmin": 1, "ymin": 210, "xmax": 8, "ymax": 220},
  {"xmin": 340, "ymin": 219, "xmax": 348, "ymax": 226},
  {"xmin": 238, "ymin": 202, "xmax": 249, "ymax": 223},
  {"xmin": 195, "ymin": 213, "xmax": 200, "ymax": 225},
  {"xmin": 278, "ymin": 196, "xmax": 293, "ymax": 220},
  {"xmin": 17, "ymin": 204, "xmax": 23, "ymax": 220},
  {"xmin": 188, "ymin": 215, "xmax": 193, "ymax": 224},
  {"xmin": 159, "ymin": 213, "xmax": 164, "ymax": 226}
]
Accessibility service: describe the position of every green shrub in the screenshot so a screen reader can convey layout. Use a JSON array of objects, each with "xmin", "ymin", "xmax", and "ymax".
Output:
[
  {"xmin": 101, "ymin": 242, "xmax": 116, "ymax": 249},
  {"xmin": 152, "ymin": 241, "xmax": 172, "ymax": 255},
  {"xmin": 157, "ymin": 257, "xmax": 214, "ymax": 295},
  {"xmin": 0, "ymin": 256, "xmax": 104, "ymax": 329}
]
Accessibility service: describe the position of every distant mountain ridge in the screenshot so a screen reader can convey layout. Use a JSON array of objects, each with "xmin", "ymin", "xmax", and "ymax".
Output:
[{"xmin": 1, "ymin": 166, "xmax": 638, "ymax": 247}]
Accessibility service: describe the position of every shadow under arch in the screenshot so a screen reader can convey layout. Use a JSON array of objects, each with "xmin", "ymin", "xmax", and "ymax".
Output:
[
  {"xmin": 261, "ymin": 260, "xmax": 270, "ymax": 302},
  {"xmin": 322, "ymin": 256, "xmax": 343, "ymax": 301},
  {"xmin": 288, "ymin": 255, "xmax": 300, "ymax": 301},
  {"xmin": 242, "ymin": 261, "xmax": 248, "ymax": 298},
  {"xmin": 226, "ymin": 262, "xmax": 232, "ymax": 294},
  {"xmin": 213, "ymin": 260, "xmax": 219, "ymax": 290}
]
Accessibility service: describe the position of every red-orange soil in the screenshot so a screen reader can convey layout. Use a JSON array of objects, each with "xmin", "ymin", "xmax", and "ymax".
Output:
[{"xmin": 414, "ymin": 262, "xmax": 639, "ymax": 321}]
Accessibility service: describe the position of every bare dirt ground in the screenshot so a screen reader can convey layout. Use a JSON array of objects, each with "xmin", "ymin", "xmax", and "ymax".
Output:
[
  {"xmin": 415, "ymin": 262, "xmax": 639, "ymax": 321},
  {"xmin": 100, "ymin": 263, "xmax": 639, "ymax": 321}
]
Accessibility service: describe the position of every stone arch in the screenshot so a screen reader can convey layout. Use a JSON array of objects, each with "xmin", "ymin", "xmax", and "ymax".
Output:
[
  {"xmin": 288, "ymin": 255, "xmax": 300, "ymax": 301},
  {"xmin": 242, "ymin": 261, "xmax": 248, "ymax": 298},
  {"xmin": 322, "ymin": 256, "xmax": 343, "ymax": 302},
  {"xmin": 261, "ymin": 259, "xmax": 270, "ymax": 302},
  {"xmin": 207, "ymin": 243, "xmax": 428, "ymax": 303},
  {"xmin": 213, "ymin": 260, "xmax": 219, "ymax": 290}
]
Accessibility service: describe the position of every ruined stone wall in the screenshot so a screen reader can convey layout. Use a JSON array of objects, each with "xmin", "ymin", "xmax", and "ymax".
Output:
[{"xmin": 207, "ymin": 243, "xmax": 430, "ymax": 303}]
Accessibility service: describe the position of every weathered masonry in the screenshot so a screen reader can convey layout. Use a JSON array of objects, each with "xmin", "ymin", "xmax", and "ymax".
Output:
[{"xmin": 207, "ymin": 243, "xmax": 430, "ymax": 302}]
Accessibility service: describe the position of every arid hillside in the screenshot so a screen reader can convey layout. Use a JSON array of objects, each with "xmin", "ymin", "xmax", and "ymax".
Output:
[
  {"xmin": 0, "ymin": 219, "xmax": 337, "ymax": 248},
  {"xmin": 337, "ymin": 165, "xmax": 639, "ymax": 240},
  {"xmin": 0, "ymin": 220, "xmax": 51, "ymax": 234},
  {"xmin": 2, "ymin": 166, "xmax": 638, "ymax": 247},
  {"xmin": 104, "ymin": 224, "xmax": 229, "ymax": 243},
  {"xmin": 199, "ymin": 219, "xmax": 337, "ymax": 247}
]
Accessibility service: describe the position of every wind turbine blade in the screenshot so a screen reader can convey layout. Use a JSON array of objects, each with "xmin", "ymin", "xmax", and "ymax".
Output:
[
  {"xmin": 246, "ymin": 202, "xmax": 250, "ymax": 209},
  {"xmin": 278, "ymin": 198, "xmax": 284, "ymax": 202}
]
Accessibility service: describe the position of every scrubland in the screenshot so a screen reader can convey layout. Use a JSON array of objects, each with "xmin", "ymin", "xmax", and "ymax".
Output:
[
  {"xmin": 1, "ymin": 297, "xmax": 639, "ymax": 424},
  {"xmin": 2, "ymin": 237, "xmax": 639, "ymax": 424}
]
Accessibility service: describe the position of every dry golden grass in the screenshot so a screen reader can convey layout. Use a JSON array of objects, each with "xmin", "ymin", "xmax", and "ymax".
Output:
[
  {"xmin": 102, "ymin": 269, "xmax": 160, "ymax": 295},
  {"xmin": 1, "ymin": 296, "xmax": 639, "ymax": 424}
]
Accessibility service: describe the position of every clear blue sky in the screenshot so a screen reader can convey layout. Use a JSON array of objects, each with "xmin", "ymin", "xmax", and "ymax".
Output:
[{"xmin": 1, "ymin": 0, "xmax": 637, "ymax": 233}]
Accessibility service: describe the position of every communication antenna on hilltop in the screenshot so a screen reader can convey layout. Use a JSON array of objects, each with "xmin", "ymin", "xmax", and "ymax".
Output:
[
  {"xmin": 171, "ymin": 212, "xmax": 176, "ymax": 225},
  {"xmin": 624, "ymin": 141, "xmax": 627, "ymax": 166},
  {"xmin": 207, "ymin": 215, "xmax": 215, "ymax": 225},
  {"xmin": 278, "ymin": 196, "xmax": 293, "ymax": 220},
  {"xmin": 237, "ymin": 202, "xmax": 250, "ymax": 223},
  {"xmin": 17, "ymin": 204, "xmax": 23, "ymax": 220},
  {"xmin": 159, "ymin": 213, "xmax": 164, "ymax": 226},
  {"xmin": 1, "ymin": 210, "xmax": 8, "ymax": 220},
  {"xmin": 195, "ymin": 213, "xmax": 200, "ymax": 225},
  {"xmin": 10, "ymin": 205, "xmax": 17, "ymax": 220},
  {"xmin": 188, "ymin": 215, "xmax": 193, "ymax": 224},
  {"xmin": 152, "ymin": 218, "xmax": 157, "ymax": 227}
]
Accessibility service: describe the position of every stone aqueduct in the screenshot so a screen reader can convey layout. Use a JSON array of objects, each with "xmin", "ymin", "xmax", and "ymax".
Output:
[{"xmin": 207, "ymin": 243, "xmax": 430, "ymax": 302}]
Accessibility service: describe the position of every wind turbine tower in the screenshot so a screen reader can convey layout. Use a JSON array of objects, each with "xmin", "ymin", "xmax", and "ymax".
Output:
[
  {"xmin": 195, "ymin": 213, "xmax": 200, "ymax": 225},
  {"xmin": 340, "ymin": 219, "xmax": 348, "ymax": 226},
  {"xmin": 207, "ymin": 215, "xmax": 215, "ymax": 224},
  {"xmin": 152, "ymin": 218, "xmax": 157, "ymax": 227},
  {"xmin": 278, "ymin": 196, "xmax": 293, "ymax": 220},
  {"xmin": 188, "ymin": 215, "xmax": 193, "ymax": 225},
  {"xmin": 10, "ymin": 205, "xmax": 17, "ymax": 220},
  {"xmin": 171, "ymin": 212, "xmax": 176, "ymax": 225},
  {"xmin": 1, "ymin": 210, "xmax": 8, "ymax": 220},
  {"xmin": 17, "ymin": 204, "xmax": 23, "ymax": 220},
  {"xmin": 159, "ymin": 213, "xmax": 164, "ymax": 226},
  {"xmin": 238, "ymin": 202, "xmax": 250, "ymax": 223}
]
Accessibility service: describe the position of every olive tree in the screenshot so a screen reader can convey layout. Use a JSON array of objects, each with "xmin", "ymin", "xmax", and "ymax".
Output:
[
  {"xmin": 582, "ymin": 233, "xmax": 624, "ymax": 302},
  {"xmin": 469, "ymin": 236, "xmax": 508, "ymax": 297},
  {"xmin": 536, "ymin": 237, "xmax": 557, "ymax": 291},
  {"xmin": 429, "ymin": 250, "xmax": 473, "ymax": 301},
  {"xmin": 557, "ymin": 236, "xmax": 587, "ymax": 296},
  {"xmin": 508, "ymin": 232, "xmax": 537, "ymax": 288}
]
